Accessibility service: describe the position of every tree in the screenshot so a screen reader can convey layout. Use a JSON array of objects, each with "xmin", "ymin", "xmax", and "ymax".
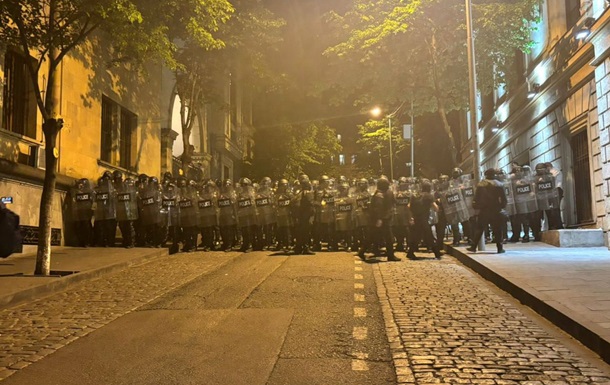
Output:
[
  {"xmin": 0, "ymin": 0, "xmax": 232, "ymax": 275},
  {"xmin": 323, "ymin": 0, "xmax": 539, "ymax": 166},
  {"xmin": 253, "ymin": 122, "xmax": 342, "ymax": 180},
  {"xmin": 173, "ymin": 0, "xmax": 284, "ymax": 173}
]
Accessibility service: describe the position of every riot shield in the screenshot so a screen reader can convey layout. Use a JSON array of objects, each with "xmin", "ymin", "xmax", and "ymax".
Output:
[
  {"xmin": 198, "ymin": 187, "xmax": 218, "ymax": 228},
  {"xmin": 460, "ymin": 175, "xmax": 476, "ymax": 218},
  {"xmin": 534, "ymin": 171, "xmax": 559, "ymax": 211},
  {"xmin": 236, "ymin": 185, "xmax": 258, "ymax": 227},
  {"xmin": 255, "ymin": 185, "xmax": 276, "ymax": 226},
  {"xmin": 140, "ymin": 181, "xmax": 162, "ymax": 225},
  {"xmin": 394, "ymin": 183, "xmax": 411, "ymax": 227},
  {"xmin": 161, "ymin": 183, "xmax": 179, "ymax": 227},
  {"xmin": 178, "ymin": 185, "xmax": 199, "ymax": 228},
  {"xmin": 440, "ymin": 180, "xmax": 469, "ymax": 225},
  {"xmin": 218, "ymin": 186, "xmax": 237, "ymax": 227},
  {"xmin": 116, "ymin": 179, "xmax": 138, "ymax": 221},
  {"xmin": 513, "ymin": 169, "xmax": 538, "ymax": 214},
  {"xmin": 500, "ymin": 174, "xmax": 516, "ymax": 216},
  {"xmin": 276, "ymin": 191, "xmax": 293, "ymax": 228},
  {"xmin": 72, "ymin": 179, "xmax": 94, "ymax": 222},
  {"xmin": 94, "ymin": 178, "xmax": 116, "ymax": 221}
]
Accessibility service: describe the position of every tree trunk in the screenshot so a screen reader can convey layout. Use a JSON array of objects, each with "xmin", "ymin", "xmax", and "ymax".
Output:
[{"xmin": 36, "ymin": 119, "xmax": 61, "ymax": 275}]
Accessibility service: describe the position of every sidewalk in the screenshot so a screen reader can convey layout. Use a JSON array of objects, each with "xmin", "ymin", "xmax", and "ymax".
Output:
[
  {"xmin": 445, "ymin": 241, "xmax": 610, "ymax": 364},
  {"xmin": 0, "ymin": 247, "xmax": 168, "ymax": 309}
]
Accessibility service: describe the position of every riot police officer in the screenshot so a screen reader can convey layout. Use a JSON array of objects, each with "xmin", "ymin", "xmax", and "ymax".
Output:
[
  {"xmin": 335, "ymin": 181, "xmax": 355, "ymax": 251},
  {"xmin": 94, "ymin": 172, "xmax": 117, "ymax": 247},
  {"xmin": 313, "ymin": 175, "xmax": 337, "ymax": 251},
  {"xmin": 275, "ymin": 179, "xmax": 293, "ymax": 252},
  {"xmin": 294, "ymin": 177, "xmax": 315, "ymax": 255},
  {"xmin": 139, "ymin": 176, "xmax": 163, "ymax": 247},
  {"xmin": 359, "ymin": 177, "xmax": 400, "ymax": 261},
  {"xmin": 198, "ymin": 180, "xmax": 219, "ymax": 251},
  {"xmin": 393, "ymin": 177, "xmax": 412, "ymax": 252},
  {"xmin": 218, "ymin": 179, "xmax": 238, "ymax": 251},
  {"xmin": 236, "ymin": 177, "xmax": 259, "ymax": 252},
  {"xmin": 512, "ymin": 165, "xmax": 539, "ymax": 242},
  {"xmin": 178, "ymin": 178, "xmax": 199, "ymax": 252},
  {"xmin": 352, "ymin": 178, "xmax": 371, "ymax": 252},
  {"xmin": 256, "ymin": 177, "xmax": 277, "ymax": 250},
  {"xmin": 135, "ymin": 174, "xmax": 149, "ymax": 247},
  {"xmin": 533, "ymin": 162, "xmax": 561, "ymax": 236},
  {"xmin": 161, "ymin": 174, "xmax": 180, "ymax": 253},
  {"xmin": 114, "ymin": 171, "xmax": 138, "ymax": 248},
  {"xmin": 71, "ymin": 178, "xmax": 94, "ymax": 247}
]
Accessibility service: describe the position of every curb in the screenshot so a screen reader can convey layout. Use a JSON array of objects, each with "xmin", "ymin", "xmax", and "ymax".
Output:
[
  {"xmin": 445, "ymin": 243, "xmax": 610, "ymax": 365},
  {"xmin": 0, "ymin": 248, "xmax": 169, "ymax": 310}
]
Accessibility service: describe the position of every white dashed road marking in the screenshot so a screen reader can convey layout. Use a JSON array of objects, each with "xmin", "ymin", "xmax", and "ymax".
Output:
[
  {"xmin": 354, "ymin": 307, "xmax": 367, "ymax": 317},
  {"xmin": 354, "ymin": 293, "xmax": 365, "ymax": 302},
  {"xmin": 354, "ymin": 274, "xmax": 363, "ymax": 280},
  {"xmin": 353, "ymin": 326, "xmax": 368, "ymax": 340},
  {"xmin": 354, "ymin": 283, "xmax": 364, "ymax": 289}
]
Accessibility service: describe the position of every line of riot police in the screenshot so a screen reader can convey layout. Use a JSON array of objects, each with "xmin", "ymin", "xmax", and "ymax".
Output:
[{"xmin": 68, "ymin": 162, "xmax": 562, "ymax": 254}]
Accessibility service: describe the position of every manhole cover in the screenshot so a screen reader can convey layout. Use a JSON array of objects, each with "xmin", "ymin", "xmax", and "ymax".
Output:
[{"xmin": 293, "ymin": 276, "xmax": 333, "ymax": 283}]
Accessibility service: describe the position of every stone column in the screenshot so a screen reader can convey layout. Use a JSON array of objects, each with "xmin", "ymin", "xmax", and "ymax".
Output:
[{"xmin": 161, "ymin": 128, "xmax": 179, "ymax": 175}]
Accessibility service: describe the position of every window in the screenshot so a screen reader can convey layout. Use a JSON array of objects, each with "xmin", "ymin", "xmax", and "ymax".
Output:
[
  {"xmin": 100, "ymin": 96, "xmax": 137, "ymax": 170},
  {"xmin": 2, "ymin": 49, "xmax": 37, "ymax": 138},
  {"xmin": 339, "ymin": 154, "xmax": 346, "ymax": 165},
  {"xmin": 565, "ymin": 0, "xmax": 581, "ymax": 29}
]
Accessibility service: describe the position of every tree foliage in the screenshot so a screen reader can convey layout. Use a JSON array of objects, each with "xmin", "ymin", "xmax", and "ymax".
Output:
[
  {"xmin": 322, "ymin": 0, "xmax": 539, "ymax": 166},
  {"xmin": 0, "ymin": 0, "xmax": 235, "ymax": 275},
  {"xmin": 253, "ymin": 122, "xmax": 342, "ymax": 180}
]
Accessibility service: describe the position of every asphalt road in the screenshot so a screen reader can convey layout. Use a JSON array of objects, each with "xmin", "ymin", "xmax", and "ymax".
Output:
[{"xmin": 0, "ymin": 251, "xmax": 395, "ymax": 385}]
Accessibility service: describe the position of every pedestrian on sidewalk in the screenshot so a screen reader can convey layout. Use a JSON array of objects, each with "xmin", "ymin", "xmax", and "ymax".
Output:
[{"xmin": 467, "ymin": 168, "xmax": 507, "ymax": 254}]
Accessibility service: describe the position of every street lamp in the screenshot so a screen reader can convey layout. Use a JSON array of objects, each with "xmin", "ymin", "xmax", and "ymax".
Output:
[{"xmin": 370, "ymin": 105, "xmax": 403, "ymax": 181}]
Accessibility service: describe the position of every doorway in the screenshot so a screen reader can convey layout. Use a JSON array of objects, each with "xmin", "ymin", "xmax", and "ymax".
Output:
[{"xmin": 570, "ymin": 129, "xmax": 593, "ymax": 225}]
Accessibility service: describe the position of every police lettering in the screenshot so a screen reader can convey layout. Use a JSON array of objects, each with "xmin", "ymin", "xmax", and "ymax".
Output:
[
  {"xmin": 162, "ymin": 199, "xmax": 176, "ymax": 208},
  {"xmin": 516, "ymin": 185, "xmax": 531, "ymax": 194},
  {"xmin": 537, "ymin": 182, "xmax": 553, "ymax": 191},
  {"xmin": 142, "ymin": 197, "xmax": 155, "ymax": 206},
  {"xmin": 218, "ymin": 199, "xmax": 231, "ymax": 207},
  {"xmin": 118, "ymin": 193, "xmax": 131, "ymax": 202},
  {"xmin": 447, "ymin": 193, "xmax": 461, "ymax": 203},
  {"xmin": 357, "ymin": 198, "xmax": 369, "ymax": 208},
  {"xmin": 463, "ymin": 188, "xmax": 474, "ymax": 197},
  {"xmin": 278, "ymin": 199, "xmax": 290, "ymax": 207},
  {"xmin": 179, "ymin": 200, "xmax": 193, "ymax": 208},
  {"xmin": 255, "ymin": 198, "xmax": 269, "ymax": 207},
  {"xmin": 76, "ymin": 193, "xmax": 90, "ymax": 201},
  {"xmin": 199, "ymin": 200, "xmax": 212, "ymax": 209},
  {"xmin": 396, "ymin": 198, "xmax": 410, "ymax": 205},
  {"xmin": 338, "ymin": 204, "xmax": 352, "ymax": 212},
  {"xmin": 322, "ymin": 196, "xmax": 335, "ymax": 204},
  {"xmin": 96, "ymin": 193, "xmax": 109, "ymax": 201},
  {"xmin": 238, "ymin": 199, "xmax": 252, "ymax": 208}
]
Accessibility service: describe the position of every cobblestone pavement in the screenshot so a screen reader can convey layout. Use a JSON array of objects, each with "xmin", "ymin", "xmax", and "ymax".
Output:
[
  {"xmin": 374, "ymin": 257, "xmax": 610, "ymax": 385},
  {"xmin": 0, "ymin": 252, "xmax": 241, "ymax": 381}
]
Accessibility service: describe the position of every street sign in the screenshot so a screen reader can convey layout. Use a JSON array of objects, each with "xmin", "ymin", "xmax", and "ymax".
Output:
[{"xmin": 403, "ymin": 124, "xmax": 412, "ymax": 140}]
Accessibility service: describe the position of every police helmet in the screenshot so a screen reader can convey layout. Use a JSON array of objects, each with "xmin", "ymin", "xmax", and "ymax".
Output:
[
  {"xmin": 398, "ymin": 176, "xmax": 408, "ymax": 184},
  {"xmin": 484, "ymin": 168, "xmax": 497, "ymax": 180},
  {"xmin": 112, "ymin": 170, "xmax": 123, "ymax": 183},
  {"xmin": 102, "ymin": 171, "xmax": 113, "ymax": 181},
  {"xmin": 138, "ymin": 173, "xmax": 148, "ymax": 183},
  {"xmin": 377, "ymin": 178, "xmax": 390, "ymax": 191},
  {"xmin": 239, "ymin": 177, "xmax": 252, "ymax": 186},
  {"xmin": 451, "ymin": 168, "xmax": 463, "ymax": 179},
  {"xmin": 176, "ymin": 177, "xmax": 187, "ymax": 188}
]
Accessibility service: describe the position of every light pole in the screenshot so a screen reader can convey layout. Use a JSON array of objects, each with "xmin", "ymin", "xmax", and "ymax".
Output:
[
  {"xmin": 465, "ymin": 0, "xmax": 485, "ymax": 250},
  {"xmin": 410, "ymin": 98, "xmax": 414, "ymax": 177},
  {"xmin": 370, "ymin": 105, "xmax": 403, "ymax": 181}
]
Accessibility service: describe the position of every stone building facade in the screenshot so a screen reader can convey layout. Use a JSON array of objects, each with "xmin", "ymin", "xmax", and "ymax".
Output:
[
  {"xmin": 0, "ymin": 36, "xmax": 164, "ymax": 249},
  {"xmin": 462, "ymin": 0, "xmax": 610, "ymax": 247}
]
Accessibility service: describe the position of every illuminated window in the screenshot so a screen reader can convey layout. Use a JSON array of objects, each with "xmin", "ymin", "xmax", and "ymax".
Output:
[{"xmin": 339, "ymin": 154, "xmax": 345, "ymax": 165}]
